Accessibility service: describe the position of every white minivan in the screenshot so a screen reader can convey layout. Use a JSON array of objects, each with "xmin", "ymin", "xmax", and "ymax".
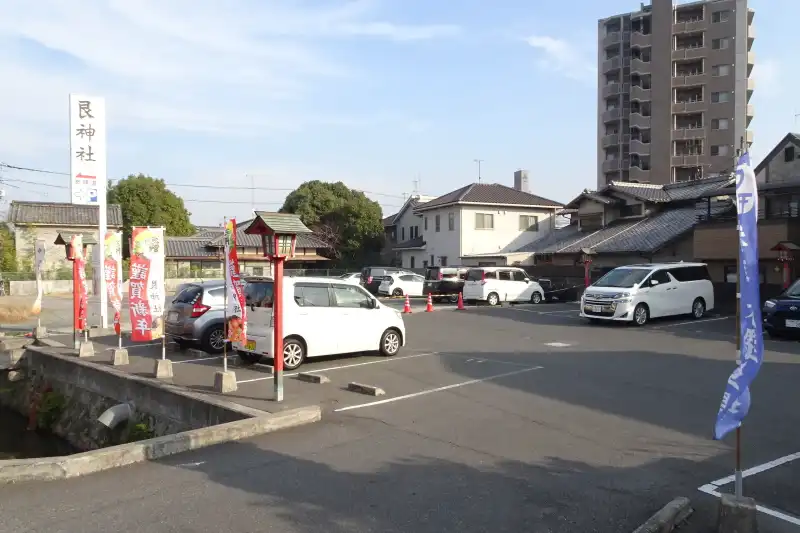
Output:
[
  {"xmin": 236, "ymin": 276, "xmax": 406, "ymax": 369},
  {"xmin": 462, "ymin": 267, "xmax": 545, "ymax": 306},
  {"xmin": 580, "ymin": 262, "xmax": 714, "ymax": 326}
]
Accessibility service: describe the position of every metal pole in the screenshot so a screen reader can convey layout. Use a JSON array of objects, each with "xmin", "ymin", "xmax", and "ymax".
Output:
[
  {"xmin": 273, "ymin": 257, "xmax": 284, "ymax": 402},
  {"xmin": 161, "ymin": 310, "xmax": 166, "ymax": 360},
  {"xmin": 474, "ymin": 159, "xmax": 483, "ymax": 183},
  {"xmin": 734, "ymin": 138, "xmax": 744, "ymax": 498},
  {"xmin": 222, "ymin": 218, "xmax": 228, "ymax": 373}
]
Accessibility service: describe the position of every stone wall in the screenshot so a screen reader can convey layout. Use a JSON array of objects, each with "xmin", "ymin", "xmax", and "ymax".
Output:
[
  {"xmin": 10, "ymin": 277, "xmax": 218, "ymax": 296},
  {"xmin": 0, "ymin": 346, "xmax": 256, "ymax": 451}
]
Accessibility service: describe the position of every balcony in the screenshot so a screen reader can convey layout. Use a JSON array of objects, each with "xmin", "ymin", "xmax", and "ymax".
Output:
[
  {"xmin": 630, "ymin": 32, "xmax": 651, "ymax": 48},
  {"xmin": 672, "ymin": 100, "xmax": 705, "ymax": 113},
  {"xmin": 747, "ymin": 78, "xmax": 755, "ymax": 94},
  {"xmin": 746, "ymin": 130, "xmax": 754, "ymax": 144},
  {"xmin": 672, "ymin": 46, "xmax": 706, "ymax": 61},
  {"xmin": 629, "ymin": 167, "xmax": 651, "ymax": 181},
  {"xmin": 630, "ymin": 58, "xmax": 651, "ymax": 73},
  {"xmin": 673, "ymin": 128, "xmax": 704, "ymax": 140},
  {"xmin": 672, "ymin": 73, "xmax": 705, "ymax": 87},
  {"xmin": 602, "ymin": 159, "xmax": 630, "ymax": 173},
  {"xmin": 603, "ymin": 32, "xmax": 621, "ymax": 48},
  {"xmin": 602, "ymin": 108, "xmax": 622, "ymax": 122},
  {"xmin": 602, "ymin": 83, "xmax": 629, "ymax": 98},
  {"xmin": 672, "ymin": 155, "xmax": 702, "ymax": 167},
  {"xmin": 629, "ymin": 113, "xmax": 651, "ymax": 129},
  {"xmin": 630, "ymin": 139, "xmax": 650, "ymax": 154},
  {"xmin": 748, "ymin": 24, "xmax": 755, "ymax": 43},
  {"xmin": 747, "ymin": 104, "xmax": 754, "ymax": 117},
  {"xmin": 673, "ymin": 19, "xmax": 708, "ymax": 34},
  {"xmin": 748, "ymin": 51, "xmax": 755, "ymax": 66},
  {"xmin": 630, "ymin": 86, "xmax": 651, "ymax": 101},
  {"xmin": 602, "ymin": 56, "xmax": 622, "ymax": 73},
  {"xmin": 602, "ymin": 133, "xmax": 630, "ymax": 148}
]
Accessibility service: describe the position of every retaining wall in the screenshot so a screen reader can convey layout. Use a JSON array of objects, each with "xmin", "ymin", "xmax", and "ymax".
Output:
[{"xmin": 9, "ymin": 278, "xmax": 215, "ymax": 296}]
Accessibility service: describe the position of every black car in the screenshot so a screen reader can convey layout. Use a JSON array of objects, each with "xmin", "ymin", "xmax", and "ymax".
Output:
[
  {"xmin": 762, "ymin": 281, "xmax": 800, "ymax": 338},
  {"xmin": 423, "ymin": 266, "xmax": 469, "ymax": 303},
  {"xmin": 360, "ymin": 266, "xmax": 413, "ymax": 295},
  {"xmin": 537, "ymin": 278, "xmax": 579, "ymax": 302}
]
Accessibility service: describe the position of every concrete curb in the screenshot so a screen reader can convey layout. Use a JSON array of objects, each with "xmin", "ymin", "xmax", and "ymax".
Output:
[
  {"xmin": 632, "ymin": 497, "xmax": 693, "ymax": 533},
  {"xmin": 0, "ymin": 405, "xmax": 321, "ymax": 483},
  {"xmin": 296, "ymin": 373, "xmax": 330, "ymax": 384},
  {"xmin": 347, "ymin": 382, "xmax": 386, "ymax": 396}
]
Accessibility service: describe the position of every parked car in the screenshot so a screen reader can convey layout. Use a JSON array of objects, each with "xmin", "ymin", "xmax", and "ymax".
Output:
[
  {"xmin": 378, "ymin": 272, "xmax": 425, "ymax": 297},
  {"xmin": 580, "ymin": 262, "xmax": 714, "ymax": 326},
  {"xmin": 360, "ymin": 266, "xmax": 413, "ymax": 295},
  {"xmin": 236, "ymin": 277, "xmax": 406, "ymax": 369},
  {"xmin": 423, "ymin": 266, "xmax": 469, "ymax": 303},
  {"xmin": 762, "ymin": 280, "xmax": 800, "ymax": 338},
  {"xmin": 462, "ymin": 267, "xmax": 544, "ymax": 306},
  {"xmin": 165, "ymin": 280, "xmax": 228, "ymax": 353},
  {"xmin": 336, "ymin": 272, "xmax": 362, "ymax": 285},
  {"xmin": 537, "ymin": 278, "xmax": 579, "ymax": 302}
]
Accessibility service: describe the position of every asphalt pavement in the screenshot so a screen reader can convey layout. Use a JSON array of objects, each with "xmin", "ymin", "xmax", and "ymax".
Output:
[{"xmin": 1, "ymin": 300, "xmax": 799, "ymax": 532}]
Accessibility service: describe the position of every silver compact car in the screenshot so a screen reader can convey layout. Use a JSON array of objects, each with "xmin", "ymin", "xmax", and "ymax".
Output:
[{"xmin": 164, "ymin": 280, "xmax": 227, "ymax": 353}]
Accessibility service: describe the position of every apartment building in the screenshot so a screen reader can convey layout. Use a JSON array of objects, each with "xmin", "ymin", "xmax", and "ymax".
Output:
[{"xmin": 597, "ymin": 0, "xmax": 754, "ymax": 189}]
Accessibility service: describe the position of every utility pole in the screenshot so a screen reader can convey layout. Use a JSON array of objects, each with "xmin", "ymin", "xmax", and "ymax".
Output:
[{"xmin": 474, "ymin": 159, "xmax": 483, "ymax": 183}]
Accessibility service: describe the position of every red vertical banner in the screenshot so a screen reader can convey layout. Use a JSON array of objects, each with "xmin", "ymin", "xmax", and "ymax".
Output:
[
  {"xmin": 104, "ymin": 231, "xmax": 123, "ymax": 334},
  {"xmin": 224, "ymin": 219, "xmax": 247, "ymax": 345},
  {"xmin": 71, "ymin": 235, "xmax": 88, "ymax": 330},
  {"xmin": 128, "ymin": 227, "xmax": 165, "ymax": 341}
]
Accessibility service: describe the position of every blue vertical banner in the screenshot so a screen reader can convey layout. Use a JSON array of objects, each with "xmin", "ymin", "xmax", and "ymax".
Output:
[{"xmin": 714, "ymin": 152, "xmax": 765, "ymax": 440}]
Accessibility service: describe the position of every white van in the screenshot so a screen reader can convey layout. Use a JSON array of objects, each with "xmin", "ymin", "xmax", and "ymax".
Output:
[
  {"xmin": 580, "ymin": 262, "xmax": 714, "ymax": 326},
  {"xmin": 236, "ymin": 276, "xmax": 406, "ymax": 369},
  {"xmin": 462, "ymin": 267, "xmax": 545, "ymax": 306}
]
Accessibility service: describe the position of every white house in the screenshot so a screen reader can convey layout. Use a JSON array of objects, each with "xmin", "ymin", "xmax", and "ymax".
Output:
[{"xmin": 388, "ymin": 175, "xmax": 563, "ymax": 269}]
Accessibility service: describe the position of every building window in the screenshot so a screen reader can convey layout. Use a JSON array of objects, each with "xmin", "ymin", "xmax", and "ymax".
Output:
[
  {"xmin": 579, "ymin": 213, "xmax": 603, "ymax": 231},
  {"xmin": 711, "ymin": 145, "xmax": 730, "ymax": 156},
  {"xmin": 430, "ymin": 254, "xmax": 434, "ymax": 265},
  {"xmin": 711, "ymin": 64, "xmax": 731, "ymax": 77},
  {"xmin": 475, "ymin": 213, "xmax": 494, "ymax": 230},
  {"xmin": 785, "ymin": 146, "xmax": 796, "ymax": 162},
  {"xmin": 711, "ymin": 38, "xmax": 730, "ymax": 50},
  {"xmin": 620, "ymin": 204, "xmax": 643, "ymax": 217},
  {"xmin": 401, "ymin": 227, "xmax": 405, "ymax": 241},
  {"xmin": 440, "ymin": 256, "xmax": 448, "ymax": 266},
  {"xmin": 711, "ymin": 118, "xmax": 729, "ymax": 130},
  {"xmin": 519, "ymin": 215, "xmax": 539, "ymax": 231},
  {"xmin": 435, "ymin": 214, "xmax": 441, "ymax": 232},
  {"xmin": 448, "ymin": 212, "xmax": 455, "ymax": 231},
  {"xmin": 711, "ymin": 91, "xmax": 731, "ymax": 103},
  {"xmin": 712, "ymin": 10, "xmax": 730, "ymax": 23},
  {"xmin": 424, "ymin": 217, "xmax": 428, "ymax": 231},
  {"xmin": 422, "ymin": 260, "xmax": 428, "ymax": 268},
  {"xmin": 410, "ymin": 256, "xmax": 415, "ymax": 268}
]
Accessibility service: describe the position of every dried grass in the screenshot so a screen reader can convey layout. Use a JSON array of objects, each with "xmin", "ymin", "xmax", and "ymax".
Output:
[{"xmin": 0, "ymin": 296, "xmax": 41, "ymax": 323}]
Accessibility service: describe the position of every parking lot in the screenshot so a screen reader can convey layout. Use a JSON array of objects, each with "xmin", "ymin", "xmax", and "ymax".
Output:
[{"xmin": 41, "ymin": 298, "xmax": 800, "ymax": 531}]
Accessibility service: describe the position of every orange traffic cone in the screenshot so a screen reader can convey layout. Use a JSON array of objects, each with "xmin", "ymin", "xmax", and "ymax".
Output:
[
  {"xmin": 402, "ymin": 295, "xmax": 412, "ymax": 314},
  {"xmin": 425, "ymin": 294, "xmax": 434, "ymax": 312},
  {"xmin": 456, "ymin": 292, "xmax": 466, "ymax": 310}
]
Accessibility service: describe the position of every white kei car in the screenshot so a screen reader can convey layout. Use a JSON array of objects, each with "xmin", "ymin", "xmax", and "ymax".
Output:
[{"xmin": 378, "ymin": 272, "xmax": 425, "ymax": 297}]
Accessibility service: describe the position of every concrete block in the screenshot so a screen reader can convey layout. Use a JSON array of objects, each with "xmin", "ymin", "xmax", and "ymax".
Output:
[
  {"xmin": 0, "ymin": 337, "xmax": 32, "ymax": 351},
  {"xmin": 296, "ymin": 373, "xmax": 330, "ymax": 384},
  {"xmin": 33, "ymin": 326, "xmax": 48, "ymax": 339},
  {"xmin": 111, "ymin": 348, "xmax": 129, "ymax": 366},
  {"xmin": 153, "ymin": 359, "xmax": 173, "ymax": 379},
  {"xmin": 633, "ymin": 496, "xmax": 693, "ymax": 533},
  {"xmin": 347, "ymin": 382, "xmax": 385, "ymax": 396},
  {"xmin": 187, "ymin": 348, "xmax": 208, "ymax": 358},
  {"xmin": 77, "ymin": 341, "xmax": 94, "ymax": 358},
  {"xmin": 717, "ymin": 494, "xmax": 757, "ymax": 533},
  {"xmin": 213, "ymin": 370, "xmax": 238, "ymax": 393},
  {"xmin": 0, "ymin": 348, "xmax": 25, "ymax": 368}
]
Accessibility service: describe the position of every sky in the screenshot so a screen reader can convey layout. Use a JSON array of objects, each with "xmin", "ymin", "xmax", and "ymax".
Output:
[{"xmin": 0, "ymin": 0, "xmax": 793, "ymax": 226}]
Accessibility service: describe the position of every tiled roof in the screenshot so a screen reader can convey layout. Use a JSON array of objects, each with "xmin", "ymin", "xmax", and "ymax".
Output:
[
  {"xmin": 415, "ymin": 183, "xmax": 563, "ymax": 212},
  {"xmin": 393, "ymin": 236, "xmax": 426, "ymax": 250},
  {"xmin": 206, "ymin": 221, "xmax": 329, "ymax": 250},
  {"xmin": 191, "ymin": 226, "xmax": 224, "ymax": 239},
  {"xmin": 569, "ymin": 175, "xmax": 735, "ymax": 208},
  {"xmin": 608, "ymin": 182, "xmax": 671, "ymax": 202},
  {"xmin": 662, "ymin": 174, "xmax": 734, "ymax": 201},
  {"xmin": 251, "ymin": 211, "xmax": 312, "ymax": 234},
  {"xmin": 165, "ymin": 238, "xmax": 220, "ymax": 258},
  {"xmin": 8, "ymin": 201, "xmax": 123, "ymax": 226},
  {"xmin": 383, "ymin": 213, "xmax": 399, "ymax": 226},
  {"xmin": 513, "ymin": 200, "xmax": 734, "ymax": 255}
]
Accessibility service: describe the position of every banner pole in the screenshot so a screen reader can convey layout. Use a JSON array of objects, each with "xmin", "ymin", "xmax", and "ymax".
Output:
[
  {"xmin": 734, "ymin": 141, "xmax": 744, "ymax": 499},
  {"xmin": 161, "ymin": 309, "xmax": 166, "ymax": 360},
  {"xmin": 222, "ymin": 217, "xmax": 228, "ymax": 373}
]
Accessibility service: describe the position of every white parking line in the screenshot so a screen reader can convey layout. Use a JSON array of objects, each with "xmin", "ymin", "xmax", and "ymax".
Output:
[
  {"xmin": 334, "ymin": 365, "xmax": 544, "ymax": 412},
  {"xmin": 698, "ymin": 451, "xmax": 800, "ymax": 527},
  {"xmin": 236, "ymin": 351, "xmax": 439, "ymax": 384},
  {"xmin": 172, "ymin": 355, "xmax": 224, "ymax": 365},
  {"xmin": 509, "ymin": 307, "xmax": 579, "ymax": 315},
  {"xmin": 651, "ymin": 316, "xmax": 732, "ymax": 329}
]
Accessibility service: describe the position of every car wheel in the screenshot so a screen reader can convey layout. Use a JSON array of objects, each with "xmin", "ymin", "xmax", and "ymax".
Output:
[
  {"xmin": 281, "ymin": 337, "xmax": 306, "ymax": 371},
  {"xmin": 487, "ymin": 292, "xmax": 500, "ymax": 306},
  {"xmin": 201, "ymin": 325, "xmax": 226, "ymax": 353},
  {"xmin": 531, "ymin": 292, "xmax": 543, "ymax": 304},
  {"xmin": 448, "ymin": 294, "xmax": 459, "ymax": 304},
  {"xmin": 236, "ymin": 349, "xmax": 261, "ymax": 364},
  {"xmin": 691, "ymin": 298, "xmax": 706, "ymax": 319},
  {"xmin": 379, "ymin": 328, "xmax": 402, "ymax": 357},
  {"xmin": 392, "ymin": 288, "xmax": 404, "ymax": 297},
  {"xmin": 633, "ymin": 304, "xmax": 649, "ymax": 326}
]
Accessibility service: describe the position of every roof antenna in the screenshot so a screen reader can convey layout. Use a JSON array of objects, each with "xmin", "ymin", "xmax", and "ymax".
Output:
[{"xmin": 474, "ymin": 159, "xmax": 483, "ymax": 183}]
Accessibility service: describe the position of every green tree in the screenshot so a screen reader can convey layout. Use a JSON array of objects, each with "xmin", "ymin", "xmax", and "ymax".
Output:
[
  {"xmin": 281, "ymin": 181, "xmax": 385, "ymax": 266},
  {"xmin": 0, "ymin": 223, "xmax": 17, "ymax": 272},
  {"xmin": 107, "ymin": 174, "xmax": 195, "ymax": 254}
]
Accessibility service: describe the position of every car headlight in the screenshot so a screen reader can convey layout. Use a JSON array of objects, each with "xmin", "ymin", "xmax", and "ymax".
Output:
[{"xmin": 764, "ymin": 300, "xmax": 776, "ymax": 308}]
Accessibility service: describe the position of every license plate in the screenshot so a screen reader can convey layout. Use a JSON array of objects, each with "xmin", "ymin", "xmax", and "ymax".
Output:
[
  {"xmin": 786, "ymin": 320, "xmax": 800, "ymax": 328},
  {"xmin": 168, "ymin": 311, "xmax": 178, "ymax": 321},
  {"xmin": 245, "ymin": 340, "xmax": 256, "ymax": 351},
  {"xmin": 591, "ymin": 305, "xmax": 603, "ymax": 313}
]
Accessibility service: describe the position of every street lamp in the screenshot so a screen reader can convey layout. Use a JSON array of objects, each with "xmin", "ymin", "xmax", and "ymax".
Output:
[
  {"xmin": 54, "ymin": 232, "xmax": 97, "ymax": 349},
  {"xmin": 244, "ymin": 212, "xmax": 311, "ymax": 402},
  {"xmin": 581, "ymin": 247, "xmax": 595, "ymax": 288}
]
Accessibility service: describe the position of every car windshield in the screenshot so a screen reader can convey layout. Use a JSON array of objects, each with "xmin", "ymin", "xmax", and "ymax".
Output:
[
  {"xmin": 593, "ymin": 268, "xmax": 651, "ymax": 288},
  {"xmin": 783, "ymin": 279, "xmax": 800, "ymax": 298}
]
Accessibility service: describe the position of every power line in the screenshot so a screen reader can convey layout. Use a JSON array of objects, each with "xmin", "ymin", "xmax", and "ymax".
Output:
[{"xmin": 0, "ymin": 162, "xmax": 406, "ymax": 200}]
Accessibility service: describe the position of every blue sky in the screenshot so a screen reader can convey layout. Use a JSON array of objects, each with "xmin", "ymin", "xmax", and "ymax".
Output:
[{"xmin": 0, "ymin": 0, "xmax": 792, "ymax": 225}]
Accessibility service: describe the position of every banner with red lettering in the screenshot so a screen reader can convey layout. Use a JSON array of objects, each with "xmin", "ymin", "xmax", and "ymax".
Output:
[
  {"xmin": 104, "ymin": 231, "xmax": 123, "ymax": 335},
  {"xmin": 128, "ymin": 227, "xmax": 165, "ymax": 341},
  {"xmin": 71, "ymin": 234, "xmax": 88, "ymax": 330},
  {"xmin": 224, "ymin": 219, "xmax": 247, "ymax": 346}
]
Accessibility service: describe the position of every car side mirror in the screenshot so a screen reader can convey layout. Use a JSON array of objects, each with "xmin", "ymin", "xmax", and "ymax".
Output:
[
  {"xmin": 525, "ymin": 279, "xmax": 530, "ymax": 283},
  {"xmin": 650, "ymin": 279, "xmax": 659, "ymax": 286},
  {"xmin": 371, "ymin": 299, "xmax": 379, "ymax": 309}
]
